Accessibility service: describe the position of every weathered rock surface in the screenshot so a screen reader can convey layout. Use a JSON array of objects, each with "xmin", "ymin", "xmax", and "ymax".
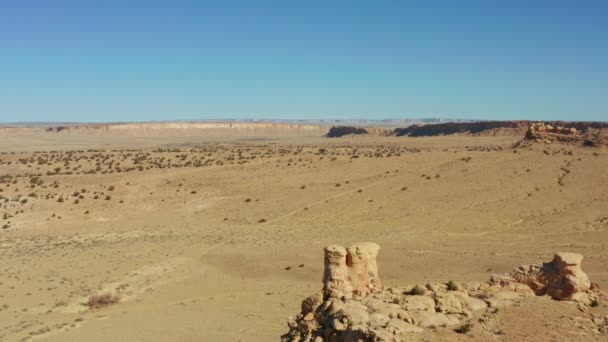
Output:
[
  {"xmin": 323, "ymin": 242, "xmax": 382, "ymax": 299},
  {"xmin": 524, "ymin": 122, "xmax": 608, "ymax": 147},
  {"xmin": 282, "ymin": 244, "xmax": 602, "ymax": 342},
  {"xmin": 490, "ymin": 252, "xmax": 596, "ymax": 302}
]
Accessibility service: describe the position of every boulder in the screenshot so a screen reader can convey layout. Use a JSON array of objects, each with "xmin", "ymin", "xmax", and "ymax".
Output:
[
  {"xmin": 402, "ymin": 295, "xmax": 435, "ymax": 312},
  {"xmin": 545, "ymin": 252, "xmax": 591, "ymax": 300},
  {"xmin": 434, "ymin": 293, "xmax": 466, "ymax": 314},
  {"xmin": 414, "ymin": 311, "xmax": 460, "ymax": 328},
  {"xmin": 491, "ymin": 252, "xmax": 593, "ymax": 301},
  {"xmin": 386, "ymin": 318, "xmax": 423, "ymax": 333}
]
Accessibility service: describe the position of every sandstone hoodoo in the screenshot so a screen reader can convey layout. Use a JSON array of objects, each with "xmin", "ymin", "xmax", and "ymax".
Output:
[
  {"xmin": 282, "ymin": 244, "xmax": 602, "ymax": 342},
  {"xmin": 323, "ymin": 243, "xmax": 382, "ymax": 299}
]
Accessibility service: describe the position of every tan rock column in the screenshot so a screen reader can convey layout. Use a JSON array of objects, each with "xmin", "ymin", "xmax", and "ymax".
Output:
[
  {"xmin": 346, "ymin": 242, "xmax": 382, "ymax": 297},
  {"xmin": 323, "ymin": 244, "xmax": 352, "ymax": 298}
]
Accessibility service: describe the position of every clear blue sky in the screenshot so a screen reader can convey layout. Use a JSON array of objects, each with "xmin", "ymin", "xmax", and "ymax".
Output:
[{"xmin": 1, "ymin": 0, "xmax": 607, "ymax": 122}]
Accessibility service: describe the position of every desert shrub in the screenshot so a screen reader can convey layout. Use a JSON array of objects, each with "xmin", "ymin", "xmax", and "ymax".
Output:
[
  {"xmin": 408, "ymin": 285, "xmax": 426, "ymax": 296},
  {"xmin": 455, "ymin": 323, "xmax": 472, "ymax": 334},
  {"xmin": 86, "ymin": 293, "xmax": 120, "ymax": 309},
  {"xmin": 446, "ymin": 280, "xmax": 458, "ymax": 291}
]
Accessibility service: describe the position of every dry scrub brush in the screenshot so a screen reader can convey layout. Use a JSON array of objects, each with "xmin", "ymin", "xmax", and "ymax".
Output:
[{"xmin": 86, "ymin": 292, "xmax": 120, "ymax": 309}]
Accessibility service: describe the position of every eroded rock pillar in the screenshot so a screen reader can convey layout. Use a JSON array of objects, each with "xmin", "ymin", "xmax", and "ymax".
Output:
[
  {"xmin": 347, "ymin": 242, "xmax": 382, "ymax": 297},
  {"xmin": 323, "ymin": 242, "xmax": 381, "ymax": 299},
  {"xmin": 323, "ymin": 244, "xmax": 352, "ymax": 298}
]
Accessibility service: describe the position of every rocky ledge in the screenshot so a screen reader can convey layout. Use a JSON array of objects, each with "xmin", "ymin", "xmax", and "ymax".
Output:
[
  {"xmin": 525, "ymin": 122, "xmax": 607, "ymax": 147},
  {"xmin": 282, "ymin": 243, "xmax": 603, "ymax": 342}
]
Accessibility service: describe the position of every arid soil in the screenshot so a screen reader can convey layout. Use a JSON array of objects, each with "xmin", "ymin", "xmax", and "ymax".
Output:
[{"xmin": 0, "ymin": 127, "xmax": 607, "ymax": 341}]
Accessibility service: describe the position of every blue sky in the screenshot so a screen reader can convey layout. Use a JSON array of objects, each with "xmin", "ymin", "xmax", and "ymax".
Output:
[{"xmin": 1, "ymin": 0, "xmax": 607, "ymax": 122}]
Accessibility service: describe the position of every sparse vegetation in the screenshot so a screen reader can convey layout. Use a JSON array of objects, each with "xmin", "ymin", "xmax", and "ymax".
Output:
[
  {"xmin": 446, "ymin": 280, "xmax": 458, "ymax": 291},
  {"xmin": 408, "ymin": 285, "xmax": 426, "ymax": 296},
  {"xmin": 86, "ymin": 293, "xmax": 120, "ymax": 309},
  {"xmin": 455, "ymin": 323, "xmax": 472, "ymax": 334}
]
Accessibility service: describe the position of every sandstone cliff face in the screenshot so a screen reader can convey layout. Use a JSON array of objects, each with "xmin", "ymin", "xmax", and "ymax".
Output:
[
  {"xmin": 283, "ymin": 244, "xmax": 602, "ymax": 342},
  {"xmin": 40, "ymin": 122, "xmax": 331, "ymax": 137},
  {"xmin": 327, "ymin": 121, "xmax": 608, "ymax": 139},
  {"xmin": 393, "ymin": 121, "xmax": 529, "ymax": 137},
  {"xmin": 393, "ymin": 121, "xmax": 608, "ymax": 138},
  {"xmin": 326, "ymin": 126, "xmax": 393, "ymax": 138},
  {"xmin": 524, "ymin": 122, "xmax": 608, "ymax": 147}
]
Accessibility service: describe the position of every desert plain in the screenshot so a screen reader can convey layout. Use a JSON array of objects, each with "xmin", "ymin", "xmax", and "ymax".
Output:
[{"xmin": 0, "ymin": 123, "xmax": 607, "ymax": 341}]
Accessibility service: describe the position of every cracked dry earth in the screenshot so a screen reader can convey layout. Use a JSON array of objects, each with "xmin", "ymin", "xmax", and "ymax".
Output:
[{"xmin": 0, "ymin": 134, "xmax": 607, "ymax": 341}]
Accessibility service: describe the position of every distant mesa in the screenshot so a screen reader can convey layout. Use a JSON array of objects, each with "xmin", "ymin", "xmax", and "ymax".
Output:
[
  {"xmin": 393, "ymin": 121, "xmax": 528, "ymax": 137},
  {"xmin": 326, "ymin": 120, "xmax": 608, "ymax": 144},
  {"xmin": 326, "ymin": 126, "xmax": 369, "ymax": 138},
  {"xmin": 23, "ymin": 122, "xmax": 332, "ymax": 137},
  {"xmin": 46, "ymin": 126, "xmax": 67, "ymax": 132},
  {"xmin": 3, "ymin": 120, "xmax": 607, "ymax": 144}
]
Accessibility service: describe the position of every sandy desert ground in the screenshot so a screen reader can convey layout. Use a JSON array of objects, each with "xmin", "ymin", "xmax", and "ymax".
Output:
[{"xmin": 0, "ymin": 128, "xmax": 607, "ymax": 341}]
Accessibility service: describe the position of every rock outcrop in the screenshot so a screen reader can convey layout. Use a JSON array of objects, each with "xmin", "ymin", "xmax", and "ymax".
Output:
[
  {"xmin": 393, "ymin": 121, "xmax": 529, "ymax": 137},
  {"xmin": 325, "ymin": 126, "xmax": 393, "ymax": 138},
  {"xmin": 282, "ymin": 244, "xmax": 601, "ymax": 342},
  {"xmin": 525, "ymin": 122, "xmax": 580, "ymax": 144},
  {"xmin": 323, "ymin": 243, "xmax": 382, "ymax": 299},
  {"xmin": 326, "ymin": 126, "xmax": 369, "ymax": 138},
  {"xmin": 524, "ymin": 122, "xmax": 608, "ymax": 147},
  {"xmin": 491, "ymin": 252, "xmax": 595, "ymax": 301}
]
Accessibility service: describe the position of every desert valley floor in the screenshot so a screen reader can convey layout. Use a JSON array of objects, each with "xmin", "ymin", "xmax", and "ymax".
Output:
[{"xmin": 0, "ymin": 132, "xmax": 607, "ymax": 341}]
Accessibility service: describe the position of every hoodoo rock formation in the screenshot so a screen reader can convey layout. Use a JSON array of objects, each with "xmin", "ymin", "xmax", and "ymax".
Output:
[
  {"xmin": 282, "ymin": 244, "xmax": 602, "ymax": 342},
  {"xmin": 323, "ymin": 243, "xmax": 382, "ymax": 299}
]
